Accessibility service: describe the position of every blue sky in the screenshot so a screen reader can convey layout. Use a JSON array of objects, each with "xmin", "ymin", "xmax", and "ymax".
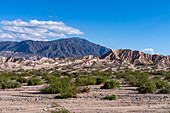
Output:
[{"xmin": 0, "ymin": 0, "xmax": 170, "ymax": 55}]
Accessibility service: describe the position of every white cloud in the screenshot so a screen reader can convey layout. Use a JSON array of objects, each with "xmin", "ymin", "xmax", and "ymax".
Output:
[
  {"xmin": 0, "ymin": 19, "xmax": 83, "ymax": 41},
  {"xmin": 141, "ymin": 48, "xmax": 155, "ymax": 54},
  {"xmin": 48, "ymin": 15, "xmax": 58, "ymax": 18}
]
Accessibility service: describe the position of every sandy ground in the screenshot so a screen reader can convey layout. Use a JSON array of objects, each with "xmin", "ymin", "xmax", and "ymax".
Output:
[{"xmin": 0, "ymin": 84, "xmax": 169, "ymax": 113}]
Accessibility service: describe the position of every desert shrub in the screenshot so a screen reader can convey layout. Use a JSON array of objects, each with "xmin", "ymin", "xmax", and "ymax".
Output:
[
  {"xmin": 113, "ymin": 72, "xmax": 120, "ymax": 75},
  {"xmin": 103, "ymin": 94, "xmax": 117, "ymax": 100},
  {"xmin": 158, "ymin": 83, "xmax": 170, "ymax": 94},
  {"xmin": 17, "ymin": 69, "xmax": 25, "ymax": 72},
  {"xmin": 28, "ymin": 78, "xmax": 42, "ymax": 86},
  {"xmin": 164, "ymin": 73, "xmax": 170, "ymax": 81},
  {"xmin": 61, "ymin": 72, "xmax": 69, "ymax": 76},
  {"xmin": 152, "ymin": 70, "xmax": 165, "ymax": 76},
  {"xmin": 6, "ymin": 73, "xmax": 18, "ymax": 80},
  {"xmin": 17, "ymin": 77, "xmax": 28, "ymax": 84},
  {"xmin": 51, "ymin": 108, "xmax": 69, "ymax": 113},
  {"xmin": 29, "ymin": 70, "xmax": 45, "ymax": 76},
  {"xmin": 72, "ymin": 72, "xmax": 80, "ymax": 78},
  {"xmin": 0, "ymin": 75, "xmax": 10, "ymax": 84},
  {"xmin": 101, "ymin": 80, "xmax": 120, "ymax": 89},
  {"xmin": 42, "ymin": 78, "xmax": 77, "ymax": 98},
  {"xmin": 40, "ymin": 85, "xmax": 60, "ymax": 94},
  {"xmin": 75, "ymin": 77, "xmax": 88, "ymax": 86},
  {"xmin": 76, "ymin": 77, "xmax": 96, "ymax": 86},
  {"xmin": 122, "ymin": 74, "xmax": 132, "ymax": 82},
  {"xmin": 137, "ymin": 81, "xmax": 157, "ymax": 93},
  {"xmin": 80, "ymin": 86, "xmax": 91, "ymax": 93},
  {"xmin": 151, "ymin": 66, "xmax": 158, "ymax": 70},
  {"xmin": 51, "ymin": 73, "xmax": 61, "ymax": 77},
  {"xmin": 20, "ymin": 72, "xmax": 32, "ymax": 76},
  {"xmin": 154, "ymin": 80, "xmax": 165, "ymax": 89},
  {"xmin": 87, "ymin": 77, "xmax": 97, "ymax": 85},
  {"xmin": 1, "ymin": 81, "xmax": 21, "ymax": 89},
  {"xmin": 92, "ymin": 70, "xmax": 112, "ymax": 77},
  {"xmin": 115, "ymin": 74, "xmax": 122, "ymax": 79},
  {"xmin": 152, "ymin": 76, "xmax": 161, "ymax": 81},
  {"xmin": 43, "ymin": 75, "xmax": 58, "ymax": 84},
  {"xmin": 129, "ymin": 73, "xmax": 150, "ymax": 87},
  {"xmin": 96, "ymin": 77, "xmax": 106, "ymax": 85}
]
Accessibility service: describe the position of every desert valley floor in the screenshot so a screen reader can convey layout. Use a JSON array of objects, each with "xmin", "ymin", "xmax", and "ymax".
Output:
[{"xmin": 0, "ymin": 80, "xmax": 169, "ymax": 113}]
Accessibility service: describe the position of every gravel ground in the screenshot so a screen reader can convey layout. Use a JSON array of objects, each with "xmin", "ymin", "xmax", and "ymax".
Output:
[{"xmin": 0, "ymin": 84, "xmax": 169, "ymax": 113}]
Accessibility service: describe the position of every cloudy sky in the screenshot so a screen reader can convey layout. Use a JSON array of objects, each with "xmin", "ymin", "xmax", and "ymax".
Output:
[
  {"xmin": 0, "ymin": 19, "xmax": 83, "ymax": 41},
  {"xmin": 0, "ymin": 0, "xmax": 170, "ymax": 55}
]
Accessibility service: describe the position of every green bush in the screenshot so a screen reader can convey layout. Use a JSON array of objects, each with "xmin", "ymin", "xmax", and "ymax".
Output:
[
  {"xmin": 51, "ymin": 73, "xmax": 61, "ymax": 77},
  {"xmin": 17, "ymin": 77, "xmax": 28, "ymax": 84},
  {"xmin": 40, "ymin": 85, "xmax": 60, "ymax": 94},
  {"xmin": 101, "ymin": 80, "xmax": 120, "ymax": 89},
  {"xmin": 51, "ymin": 109, "xmax": 69, "ymax": 113},
  {"xmin": 154, "ymin": 80, "xmax": 165, "ymax": 89},
  {"xmin": 1, "ymin": 81, "xmax": 21, "ymax": 89},
  {"xmin": 158, "ymin": 82, "xmax": 170, "ymax": 94},
  {"xmin": 87, "ymin": 77, "xmax": 97, "ymax": 85},
  {"xmin": 129, "ymin": 73, "xmax": 150, "ymax": 87},
  {"xmin": 164, "ymin": 73, "xmax": 170, "ymax": 81},
  {"xmin": 76, "ymin": 77, "xmax": 97, "ymax": 86},
  {"xmin": 41, "ymin": 78, "xmax": 77, "ymax": 98},
  {"xmin": 115, "ymin": 74, "xmax": 122, "ymax": 79},
  {"xmin": 6, "ymin": 73, "xmax": 18, "ymax": 80},
  {"xmin": 137, "ymin": 81, "xmax": 157, "ymax": 93},
  {"xmin": 92, "ymin": 70, "xmax": 112, "ymax": 77},
  {"xmin": 43, "ymin": 75, "xmax": 58, "ymax": 84},
  {"xmin": 28, "ymin": 78, "xmax": 42, "ymax": 86},
  {"xmin": 20, "ymin": 72, "xmax": 32, "ymax": 76},
  {"xmin": 152, "ymin": 76, "xmax": 161, "ymax": 81},
  {"xmin": 152, "ymin": 70, "xmax": 165, "ymax": 76},
  {"xmin": 75, "ymin": 77, "xmax": 88, "ymax": 86},
  {"xmin": 103, "ymin": 94, "xmax": 117, "ymax": 100},
  {"xmin": 96, "ymin": 77, "xmax": 106, "ymax": 85},
  {"xmin": 80, "ymin": 87, "xmax": 91, "ymax": 93}
]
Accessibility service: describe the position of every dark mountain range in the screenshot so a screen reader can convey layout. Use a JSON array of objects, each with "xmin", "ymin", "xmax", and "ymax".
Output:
[{"xmin": 0, "ymin": 37, "xmax": 110, "ymax": 59}]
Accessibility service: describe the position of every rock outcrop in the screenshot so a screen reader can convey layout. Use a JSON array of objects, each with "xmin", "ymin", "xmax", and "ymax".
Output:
[
  {"xmin": 0, "ymin": 49, "xmax": 169, "ymax": 71},
  {"xmin": 100, "ymin": 49, "xmax": 170, "ymax": 67}
]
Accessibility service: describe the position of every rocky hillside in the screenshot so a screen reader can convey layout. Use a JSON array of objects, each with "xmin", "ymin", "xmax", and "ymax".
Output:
[
  {"xmin": 100, "ymin": 49, "xmax": 170, "ymax": 67},
  {"xmin": 0, "ymin": 37, "xmax": 110, "ymax": 59},
  {"xmin": 0, "ymin": 49, "xmax": 170, "ymax": 71}
]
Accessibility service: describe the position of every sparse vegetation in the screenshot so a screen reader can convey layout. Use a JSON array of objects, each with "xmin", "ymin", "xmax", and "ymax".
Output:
[
  {"xmin": 158, "ymin": 82, "xmax": 170, "ymax": 94},
  {"xmin": 28, "ymin": 78, "xmax": 42, "ymax": 86},
  {"xmin": 101, "ymin": 80, "xmax": 120, "ymax": 89},
  {"xmin": 137, "ymin": 81, "xmax": 157, "ymax": 93},
  {"xmin": 1, "ymin": 81, "xmax": 21, "ymax": 89},
  {"xmin": 42, "ymin": 77, "xmax": 77, "ymax": 98},
  {"xmin": 17, "ymin": 77, "xmax": 28, "ymax": 84},
  {"xmin": 76, "ymin": 77, "xmax": 97, "ymax": 86},
  {"xmin": 103, "ymin": 94, "xmax": 117, "ymax": 100},
  {"xmin": 95, "ymin": 77, "xmax": 106, "ymax": 85},
  {"xmin": 80, "ymin": 86, "xmax": 91, "ymax": 93}
]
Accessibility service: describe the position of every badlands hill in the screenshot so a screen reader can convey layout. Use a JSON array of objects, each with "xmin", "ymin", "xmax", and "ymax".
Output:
[
  {"xmin": 0, "ymin": 49, "xmax": 170, "ymax": 71},
  {"xmin": 100, "ymin": 49, "xmax": 170, "ymax": 67},
  {"xmin": 0, "ymin": 37, "xmax": 110, "ymax": 59}
]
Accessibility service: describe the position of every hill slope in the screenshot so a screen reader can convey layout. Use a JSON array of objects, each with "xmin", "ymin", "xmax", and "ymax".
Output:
[
  {"xmin": 0, "ymin": 37, "xmax": 110, "ymax": 59},
  {"xmin": 100, "ymin": 49, "xmax": 170, "ymax": 67}
]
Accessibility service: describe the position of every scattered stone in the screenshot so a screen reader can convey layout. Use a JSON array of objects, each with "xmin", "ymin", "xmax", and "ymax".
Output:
[{"xmin": 43, "ymin": 108, "xmax": 47, "ymax": 111}]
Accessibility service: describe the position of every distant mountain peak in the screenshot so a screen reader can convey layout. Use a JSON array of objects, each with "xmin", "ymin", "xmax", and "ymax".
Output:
[{"xmin": 0, "ymin": 37, "xmax": 111, "ymax": 59}]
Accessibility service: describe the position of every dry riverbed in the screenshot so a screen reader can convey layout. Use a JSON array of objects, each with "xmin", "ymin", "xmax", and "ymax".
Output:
[{"xmin": 0, "ymin": 84, "xmax": 169, "ymax": 113}]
